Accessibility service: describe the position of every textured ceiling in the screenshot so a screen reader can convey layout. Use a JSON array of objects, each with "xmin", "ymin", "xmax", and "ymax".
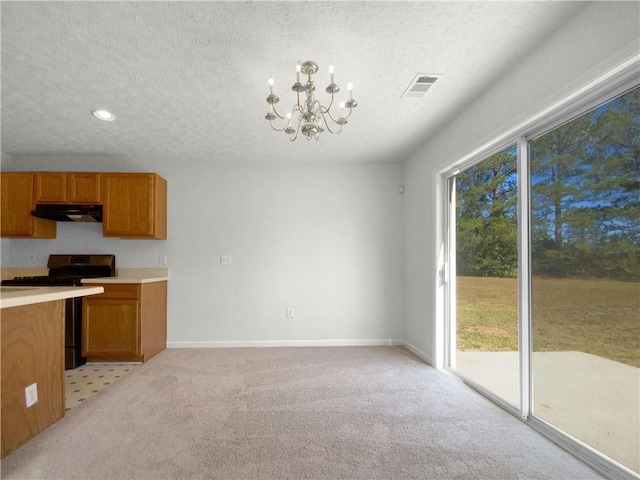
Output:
[{"xmin": 1, "ymin": 1, "xmax": 587, "ymax": 165}]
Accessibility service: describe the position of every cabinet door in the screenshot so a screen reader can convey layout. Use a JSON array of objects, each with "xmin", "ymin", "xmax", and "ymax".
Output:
[
  {"xmin": 101, "ymin": 174, "xmax": 156, "ymax": 238},
  {"xmin": 67, "ymin": 173, "xmax": 100, "ymax": 203},
  {"xmin": 0, "ymin": 173, "xmax": 56, "ymax": 238},
  {"xmin": 35, "ymin": 173, "xmax": 67, "ymax": 202},
  {"xmin": 82, "ymin": 299, "xmax": 140, "ymax": 358}
]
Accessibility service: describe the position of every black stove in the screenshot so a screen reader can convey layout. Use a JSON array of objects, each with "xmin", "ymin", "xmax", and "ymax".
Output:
[
  {"xmin": 2, "ymin": 254, "xmax": 116, "ymax": 285},
  {"xmin": 2, "ymin": 254, "xmax": 116, "ymax": 369},
  {"xmin": 4, "ymin": 275, "xmax": 82, "ymax": 286}
]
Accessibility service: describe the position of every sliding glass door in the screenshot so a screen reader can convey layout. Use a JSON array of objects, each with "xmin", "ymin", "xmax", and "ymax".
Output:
[
  {"xmin": 529, "ymin": 87, "xmax": 639, "ymax": 473},
  {"xmin": 450, "ymin": 146, "xmax": 519, "ymax": 407},
  {"xmin": 446, "ymin": 85, "xmax": 639, "ymax": 475}
]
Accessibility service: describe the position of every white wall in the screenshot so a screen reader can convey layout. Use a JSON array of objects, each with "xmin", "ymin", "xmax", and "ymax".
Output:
[
  {"xmin": 1, "ymin": 159, "xmax": 404, "ymax": 346},
  {"xmin": 402, "ymin": 1, "xmax": 640, "ymax": 365}
]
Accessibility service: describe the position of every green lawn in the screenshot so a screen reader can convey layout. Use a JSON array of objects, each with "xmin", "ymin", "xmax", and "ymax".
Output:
[{"xmin": 456, "ymin": 276, "xmax": 640, "ymax": 368}]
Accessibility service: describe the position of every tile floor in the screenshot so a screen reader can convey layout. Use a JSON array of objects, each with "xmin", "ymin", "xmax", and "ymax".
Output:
[{"xmin": 65, "ymin": 363, "xmax": 137, "ymax": 411}]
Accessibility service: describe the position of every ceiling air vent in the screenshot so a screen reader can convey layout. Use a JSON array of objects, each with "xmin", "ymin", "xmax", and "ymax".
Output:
[{"xmin": 401, "ymin": 73, "xmax": 442, "ymax": 99}]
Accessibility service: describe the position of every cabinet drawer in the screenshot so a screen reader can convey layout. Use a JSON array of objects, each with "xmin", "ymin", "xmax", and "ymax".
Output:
[{"xmin": 92, "ymin": 283, "xmax": 141, "ymax": 299}]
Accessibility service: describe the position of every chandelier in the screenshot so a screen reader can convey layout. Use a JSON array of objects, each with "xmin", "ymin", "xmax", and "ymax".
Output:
[{"xmin": 264, "ymin": 61, "xmax": 358, "ymax": 141}]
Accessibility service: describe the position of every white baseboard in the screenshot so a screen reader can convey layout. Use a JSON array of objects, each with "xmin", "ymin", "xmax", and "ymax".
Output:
[
  {"xmin": 167, "ymin": 339, "xmax": 404, "ymax": 349},
  {"xmin": 402, "ymin": 341, "xmax": 434, "ymax": 366},
  {"xmin": 166, "ymin": 340, "xmax": 433, "ymax": 366}
]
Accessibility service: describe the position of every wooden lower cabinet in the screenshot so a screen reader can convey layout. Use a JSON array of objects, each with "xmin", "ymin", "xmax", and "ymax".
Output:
[
  {"xmin": 82, "ymin": 282, "xmax": 167, "ymax": 362},
  {"xmin": 1, "ymin": 301, "xmax": 65, "ymax": 458}
]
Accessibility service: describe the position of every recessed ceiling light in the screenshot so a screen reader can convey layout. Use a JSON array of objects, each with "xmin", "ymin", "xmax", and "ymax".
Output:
[{"xmin": 91, "ymin": 109, "xmax": 116, "ymax": 121}]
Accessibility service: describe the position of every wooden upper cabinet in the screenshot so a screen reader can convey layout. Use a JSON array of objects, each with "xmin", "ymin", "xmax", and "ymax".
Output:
[
  {"xmin": 2, "ymin": 171, "xmax": 166, "ymax": 239},
  {"xmin": 0, "ymin": 173, "xmax": 56, "ymax": 238},
  {"xmin": 101, "ymin": 173, "xmax": 167, "ymax": 239},
  {"xmin": 35, "ymin": 172, "xmax": 100, "ymax": 203}
]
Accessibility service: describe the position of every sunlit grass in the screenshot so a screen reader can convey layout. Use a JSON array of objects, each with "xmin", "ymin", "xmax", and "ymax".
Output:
[{"xmin": 456, "ymin": 276, "xmax": 640, "ymax": 368}]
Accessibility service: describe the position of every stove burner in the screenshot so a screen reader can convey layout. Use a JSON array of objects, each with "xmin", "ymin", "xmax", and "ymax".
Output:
[{"xmin": 1, "ymin": 275, "xmax": 83, "ymax": 286}]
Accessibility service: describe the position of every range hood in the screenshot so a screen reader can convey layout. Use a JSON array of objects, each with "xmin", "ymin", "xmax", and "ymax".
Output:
[{"xmin": 31, "ymin": 204, "xmax": 103, "ymax": 222}]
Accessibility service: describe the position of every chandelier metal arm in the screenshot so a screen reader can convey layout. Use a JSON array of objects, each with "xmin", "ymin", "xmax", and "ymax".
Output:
[
  {"xmin": 268, "ymin": 103, "xmax": 303, "ymax": 132},
  {"xmin": 286, "ymin": 114, "xmax": 304, "ymax": 142},
  {"xmin": 270, "ymin": 103, "xmax": 287, "ymax": 121},
  {"xmin": 324, "ymin": 93, "xmax": 335, "ymax": 112},
  {"xmin": 318, "ymin": 111, "xmax": 343, "ymax": 135},
  {"xmin": 268, "ymin": 118, "xmax": 291, "ymax": 133},
  {"xmin": 319, "ymin": 106, "xmax": 342, "ymax": 124},
  {"xmin": 295, "ymin": 91, "xmax": 302, "ymax": 111},
  {"xmin": 287, "ymin": 104, "xmax": 306, "ymax": 140}
]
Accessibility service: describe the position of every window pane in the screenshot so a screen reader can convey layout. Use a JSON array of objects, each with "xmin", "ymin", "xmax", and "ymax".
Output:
[
  {"xmin": 454, "ymin": 146, "xmax": 519, "ymax": 407},
  {"xmin": 530, "ymin": 86, "xmax": 640, "ymax": 473}
]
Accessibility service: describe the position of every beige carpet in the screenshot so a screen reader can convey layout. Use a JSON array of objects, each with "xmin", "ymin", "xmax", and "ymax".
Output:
[{"xmin": 1, "ymin": 346, "xmax": 603, "ymax": 479}]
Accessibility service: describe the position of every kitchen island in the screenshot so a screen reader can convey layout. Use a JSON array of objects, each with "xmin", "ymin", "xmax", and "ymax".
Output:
[{"xmin": 1, "ymin": 285, "xmax": 103, "ymax": 458}]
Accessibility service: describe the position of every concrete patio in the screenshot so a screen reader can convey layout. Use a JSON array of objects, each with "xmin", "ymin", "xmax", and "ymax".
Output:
[{"xmin": 456, "ymin": 350, "xmax": 640, "ymax": 473}]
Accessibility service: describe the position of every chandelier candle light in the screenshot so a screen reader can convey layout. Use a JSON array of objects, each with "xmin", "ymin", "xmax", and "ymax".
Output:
[{"xmin": 265, "ymin": 61, "xmax": 357, "ymax": 141}]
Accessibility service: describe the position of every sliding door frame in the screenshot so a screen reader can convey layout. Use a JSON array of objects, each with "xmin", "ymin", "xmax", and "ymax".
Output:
[
  {"xmin": 446, "ymin": 176, "xmax": 457, "ymax": 371},
  {"xmin": 516, "ymin": 134, "xmax": 532, "ymax": 419},
  {"xmin": 438, "ymin": 56, "xmax": 640, "ymax": 480}
]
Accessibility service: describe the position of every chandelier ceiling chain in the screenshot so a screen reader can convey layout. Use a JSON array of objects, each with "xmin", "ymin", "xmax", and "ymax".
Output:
[{"xmin": 265, "ymin": 61, "xmax": 358, "ymax": 142}]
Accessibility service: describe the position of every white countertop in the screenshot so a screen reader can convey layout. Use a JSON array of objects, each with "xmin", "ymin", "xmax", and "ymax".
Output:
[
  {"xmin": 81, "ymin": 276, "xmax": 168, "ymax": 284},
  {"xmin": 0, "ymin": 285, "xmax": 104, "ymax": 309},
  {"xmin": 80, "ymin": 268, "xmax": 169, "ymax": 284}
]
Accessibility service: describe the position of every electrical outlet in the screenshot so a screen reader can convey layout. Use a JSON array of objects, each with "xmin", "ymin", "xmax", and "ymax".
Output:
[
  {"xmin": 159, "ymin": 255, "xmax": 168, "ymax": 266},
  {"xmin": 286, "ymin": 308, "xmax": 294, "ymax": 319},
  {"xmin": 25, "ymin": 383, "xmax": 38, "ymax": 408},
  {"xmin": 220, "ymin": 255, "xmax": 232, "ymax": 265},
  {"xmin": 28, "ymin": 255, "xmax": 36, "ymax": 265}
]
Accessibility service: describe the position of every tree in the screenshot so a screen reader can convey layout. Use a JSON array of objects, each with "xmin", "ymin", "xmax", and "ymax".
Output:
[
  {"xmin": 530, "ymin": 114, "xmax": 594, "ymax": 248},
  {"xmin": 456, "ymin": 86, "xmax": 640, "ymax": 280},
  {"xmin": 531, "ymin": 86, "xmax": 640, "ymax": 279},
  {"xmin": 456, "ymin": 148, "xmax": 518, "ymax": 277}
]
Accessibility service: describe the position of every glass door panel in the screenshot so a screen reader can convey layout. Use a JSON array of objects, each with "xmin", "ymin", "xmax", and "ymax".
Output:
[
  {"xmin": 452, "ymin": 146, "xmax": 520, "ymax": 407},
  {"xmin": 530, "ymin": 87, "xmax": 640, "ymax": 473}
]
